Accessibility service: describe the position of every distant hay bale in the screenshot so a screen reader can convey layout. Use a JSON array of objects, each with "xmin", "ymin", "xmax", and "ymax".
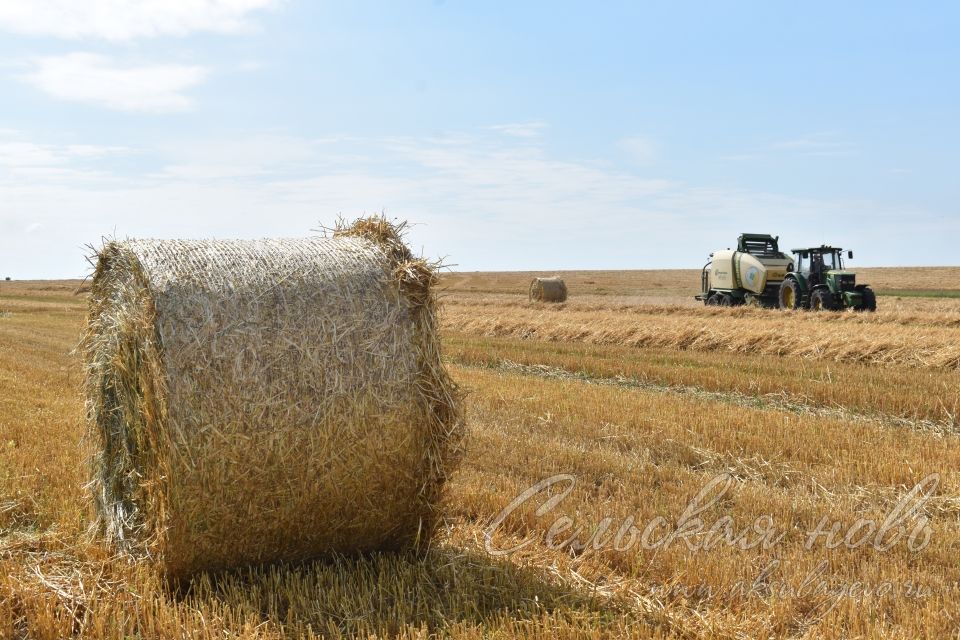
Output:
[
  {"xmin": 81, "ymin": 218, "xmax": 464, "ymax": 581},
  {"xmin": 529, "ymin": 276, "xmax": 568, "ymax": 303}
]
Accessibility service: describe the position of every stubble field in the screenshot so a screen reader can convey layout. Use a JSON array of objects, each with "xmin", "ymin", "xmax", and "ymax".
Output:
[{"xmin": 2, "ymin": 267, "xmax": 960, "ymax": 638}]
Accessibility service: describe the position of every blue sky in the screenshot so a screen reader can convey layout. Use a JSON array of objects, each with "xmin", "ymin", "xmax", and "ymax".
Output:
[{"xmin": 0, "ymin": 1, "xmax": 957, "ymax": 278}]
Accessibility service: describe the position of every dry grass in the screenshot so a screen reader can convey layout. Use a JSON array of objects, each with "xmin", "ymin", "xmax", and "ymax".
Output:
[
  {"xmin": 444, "ymin": 335, "xmax": 960, "ymax": 430},
  {"xmin": 853, "ymin": 267, "xmax": 960, "ymax": 292},
  {"xmin": 442, "ymin": 298, "xmax": 960, "ymax": 369},
  {"xmin": 3, "ymin": 267, "xmax": 960, "ymax": 638},
  {"xmin": 446, "ymin": 365, "xmax": 960, "ymax": 638},
  {"xmin": 441, "ymin": 269, "xmax": 701, "ymax": 299}
]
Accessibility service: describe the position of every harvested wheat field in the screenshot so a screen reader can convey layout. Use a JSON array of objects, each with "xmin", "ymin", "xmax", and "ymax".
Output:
[{"xmin": 2, "ymin": 268, "xmax": 960, "ymax": 638}]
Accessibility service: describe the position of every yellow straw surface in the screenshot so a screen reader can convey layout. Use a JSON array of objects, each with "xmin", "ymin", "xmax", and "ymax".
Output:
[
  {"xmin": 528, "ymin": 277, "xmax": 568, "ymax": 303},
  {"xmin": 81, "ymin": 218, "xmax": 463, "ymax": 581}
]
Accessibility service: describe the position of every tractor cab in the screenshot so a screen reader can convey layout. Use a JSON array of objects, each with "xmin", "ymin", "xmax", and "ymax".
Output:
[
  {"xmin": 791, "ymin": 246, "xmax": 850, "ymax": 288},
  {"xmin": 780, "ymin": 245, "xmax": 876, "ymax": 312}
]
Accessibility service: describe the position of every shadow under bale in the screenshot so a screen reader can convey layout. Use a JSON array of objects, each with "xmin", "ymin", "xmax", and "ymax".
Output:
[{"xmin": 177, "ymin": 547, "xmax": 652, "ymax": 637}]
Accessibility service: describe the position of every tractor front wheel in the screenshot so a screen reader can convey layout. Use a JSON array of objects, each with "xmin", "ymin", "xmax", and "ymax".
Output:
[
  {"xmin": 779, "ymin": 279, "xmax": 803, "ymax": 310},
  {"xmin": 811, "ymin": 289, "xmax": 836, "ymax": 311},
  {"xmin": 857, "ymin": 287, "xmax": 877, "ymax": 312}
]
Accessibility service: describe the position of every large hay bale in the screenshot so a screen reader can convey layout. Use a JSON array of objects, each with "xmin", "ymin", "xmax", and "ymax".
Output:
[
  {"xmin": 529, "ymin": 276, "xmax": 568, "ymax": 303},
  {"xmin": 82, "ymin": 218, "xmax": 463, "ymax": 581}
]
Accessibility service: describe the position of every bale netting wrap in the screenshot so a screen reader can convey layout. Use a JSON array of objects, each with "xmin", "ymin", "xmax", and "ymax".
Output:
[
  {"xmin": 529, "ymin": 276, "xmax": 568, "ymax": 303},
  {"xmin": 82, "ymin": 220, "xmax": 463, "ymax": 580}
]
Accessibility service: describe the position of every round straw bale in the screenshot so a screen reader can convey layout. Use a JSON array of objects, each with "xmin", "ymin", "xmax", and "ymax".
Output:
[
  {"xmin": 81, "ymin": 218, "xmax": 463, "ymax": 581},
  {"xmin": 529, "ymin": 276, "xmax": 568, "ymax": 303}
]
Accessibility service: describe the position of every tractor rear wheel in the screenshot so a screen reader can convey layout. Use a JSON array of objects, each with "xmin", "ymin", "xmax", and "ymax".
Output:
[
  {"xmin": 857, "ymin": 287, "xmax": 877, "ymax": 312},
  {"xmin": 810, "ymin": 289, "xmax": 836, "ymax": 311},
  {"xmin": 778, "ymin": 279, "xmax": 802, "ymax": 310}
]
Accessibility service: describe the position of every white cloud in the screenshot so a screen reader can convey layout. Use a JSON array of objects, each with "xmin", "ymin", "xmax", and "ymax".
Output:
[
  {"xmin": 62, "ymin": 144, "xmax": 129, "ymax": 159},
  {"xmin": 0, "ymin": 131, "xmax": 127, "ymax": 167},
  {"xmin": 159, "ymin": 134, "xmax": 318, "ymax": 179},
  {"xmin": 618, "ymin": 136, "xmax": 657, "ymax": 164},
  {"xmin": 0, "ymin": 0, "xmax": 281, "ymax": 40},
  {"xmin": 771, "ymin": 132, "xmax": 856, "ymax": 157},
  {"xmin": 719, "ymin": 153, "xmax": 762, "ymax": 162},
  {"xmin": 22, "ymin": 53, "xmax": 208, "ymax": 113},
  {"xmin": 488, "ymin": 122, "xmax": 547, "ymax": 138},
  {"xmin": 376, "ymin": 136, "xmax": 673, "ymax": 220},
  {"xmin": 0, "ymin": 127, "xmax": 950, "ymax": 278},
  {"xmin": 722, "ymin": 133, "xmax": 856, "ymax": 162},
  {"xmin": 0, "ymin": 141, "xmax": 67, "ymax": 166}
]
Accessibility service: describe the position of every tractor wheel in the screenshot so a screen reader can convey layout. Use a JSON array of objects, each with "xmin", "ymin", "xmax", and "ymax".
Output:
[
  {"xmin": 810, "ymin": 289, "xmax": 836, "ymax": 312},
  {"xmin": 778, "ymin": 279, "xmax": 802, "ymax": 310},
  {"xmin": 718, "ymin": 294, "xmax": 733, "ymax": 307},
  {"xmin": 705, "ymin": 293, "xmax": 720, "ymax": 306},
  {"xmin": 857, "ymin": 287, "xmax": 877, "ymax": 312}
]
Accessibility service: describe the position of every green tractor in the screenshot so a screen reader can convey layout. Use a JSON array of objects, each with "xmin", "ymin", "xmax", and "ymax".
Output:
[{"xmin": 778, "ymin": 246, "xmax": 876, "ymax": 312}]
